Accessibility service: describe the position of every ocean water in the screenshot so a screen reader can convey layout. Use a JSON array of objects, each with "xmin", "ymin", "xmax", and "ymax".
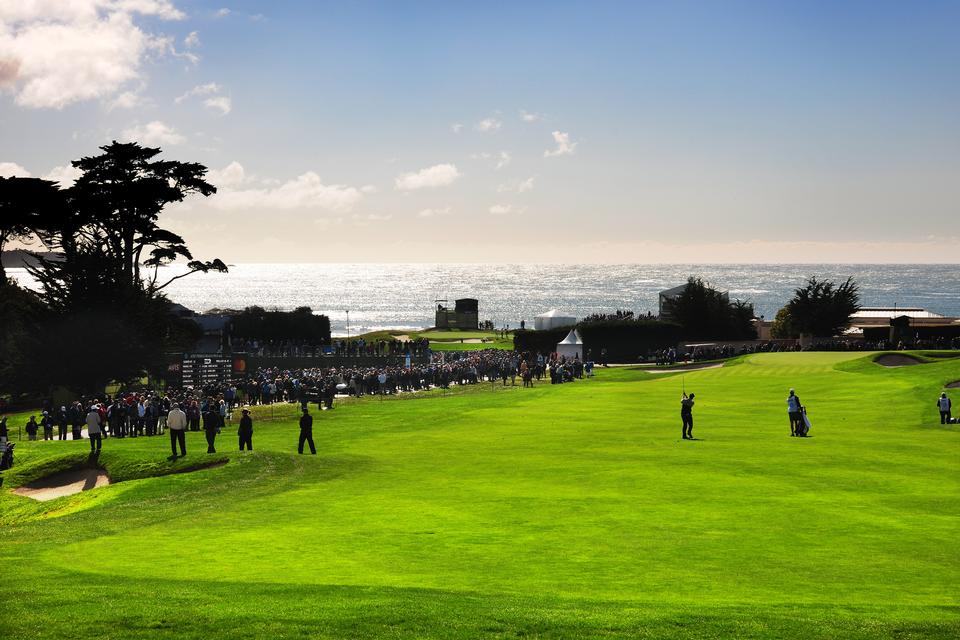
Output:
[{"xmin": 10, "ymin": 264, "xmax": 960, "ymax": 336}]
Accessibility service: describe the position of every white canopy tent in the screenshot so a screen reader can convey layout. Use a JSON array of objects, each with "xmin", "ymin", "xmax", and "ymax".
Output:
[
  {"xmin": 556, "ymin": 329, "xmax": 584, "ymax": 360},
  {"xmin": 535, "ymin": 309, "xmax": 577, "ymax": 331}
]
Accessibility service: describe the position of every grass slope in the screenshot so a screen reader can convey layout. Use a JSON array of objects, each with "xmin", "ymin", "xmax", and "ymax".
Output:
[{"xmin": 1, "ymin": 352, "xmax": 958, "ymax": 639}]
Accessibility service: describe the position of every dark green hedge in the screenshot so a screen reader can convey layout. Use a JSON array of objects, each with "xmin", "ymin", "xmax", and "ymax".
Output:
[
  {"xmin": 514, "ymin": 320, "xmax": 682, "ymax": 363},
  {"xmin": 231, "ymin": 306, "xmax": 331, "ymax": 343},
  {"xmin": 513, "ymin": 327, "xmax": 571, "ymax": 354},
  {"xmin": 578, "ymin": 319, "xmax": 682, "ymax": 362}
]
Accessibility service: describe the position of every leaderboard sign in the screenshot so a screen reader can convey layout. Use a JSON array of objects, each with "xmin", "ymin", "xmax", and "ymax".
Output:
[{"xmin": 180, "ymin": 354, "xmax": 234, "ymax": 388}]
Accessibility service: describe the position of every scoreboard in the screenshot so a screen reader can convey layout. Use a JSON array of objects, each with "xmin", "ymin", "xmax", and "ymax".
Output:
[{"xmin": 180, "ymin": 355, "xmax": 234, "ymax": 388}]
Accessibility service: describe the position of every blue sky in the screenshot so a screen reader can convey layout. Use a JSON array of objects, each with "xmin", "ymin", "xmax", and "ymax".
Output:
[{"xmin": 1, "ymin": 1, "xmax": 958, "ymax": 262}]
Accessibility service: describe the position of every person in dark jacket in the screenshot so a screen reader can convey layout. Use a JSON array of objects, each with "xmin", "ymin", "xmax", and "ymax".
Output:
[
  {"xmin": 57, "ymin": 407, "xmax": 69, "ymax": 440},
  {"xmin": 238, "ymin": 409, "xmax": 253, "ymax": 451},
  {"xmin": 69, "ymin": 402, "xmax": 84, "ymax": 440},
  {"xmin": 26, "ymin": 416, "xmax": 39, "ymax": 441},
  {"xmin": 298, "ymin": 407, "xmax": 316, "ymax": 455},
  {"xmin": 680, "ymin": 392, "xmax": 695, "ymax": 440},
  {"xmin": 202, "ymin": 406, "xmax": 221, "ymax": 453},
  {"xmin": 41, "ymin": 412, "xmax": 54, "ymax": 440}
]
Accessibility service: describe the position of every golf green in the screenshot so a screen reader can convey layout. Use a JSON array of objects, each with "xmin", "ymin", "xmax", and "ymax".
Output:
[{"xmin": 2, "ymin": 352, "xmax": 958, "ymax": 639}]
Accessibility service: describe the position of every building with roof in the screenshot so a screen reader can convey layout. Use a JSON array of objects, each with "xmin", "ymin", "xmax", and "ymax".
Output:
[
  {"xmin": 435, "ymin": 298, "xmax": 479, "ymax": 330},
  {"xmin": 845, "ymin": 307, "xmax": 960, "ymax": 342},
  {"xmin": 534, "ymin": 309, "xmax": 577, "ymax": 331}
]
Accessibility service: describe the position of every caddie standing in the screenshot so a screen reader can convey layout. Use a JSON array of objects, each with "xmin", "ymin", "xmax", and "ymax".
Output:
[{"xmin": 938, "ymin": 392, "xmax": 952, "ymax": 424}]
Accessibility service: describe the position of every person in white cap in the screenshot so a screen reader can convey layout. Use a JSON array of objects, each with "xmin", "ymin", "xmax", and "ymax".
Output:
[{"xmin": 938, "ymin": 392, "xmax": 952, "ymax": 424}]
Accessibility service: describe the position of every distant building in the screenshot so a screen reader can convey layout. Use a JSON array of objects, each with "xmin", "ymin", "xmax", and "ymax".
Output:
[
  {"xmin": 845, "ymin": 307, "xmax": 960, "ymax": 341},
  {"xmin": 534, "ymin": 309, "xmax": 577, "ymax": 331},
  {"xmin": 435, "ymin": 298, "xmax": 479, "ymax": 330}
]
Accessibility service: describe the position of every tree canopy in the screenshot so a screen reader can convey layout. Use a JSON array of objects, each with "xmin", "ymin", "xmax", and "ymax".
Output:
[
  {"xmin": 661, "ymin": 277, "xmax": 757, "ymax": 341},
  {"xmin": 785, "ymin": 276, "xmax": 860, "ymax": 338},
  {"xmin": 0, "ymin": 176, "xmax": 65, "ymax": 282},
  {"xmin": 0, "ymin": 142, "xmax": 225, "ymax": 397}
]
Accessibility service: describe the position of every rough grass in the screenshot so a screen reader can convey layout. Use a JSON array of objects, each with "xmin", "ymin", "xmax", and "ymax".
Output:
[{"xmin": 1, "ymin": 352, "xmax": 959, "ymax": 639}]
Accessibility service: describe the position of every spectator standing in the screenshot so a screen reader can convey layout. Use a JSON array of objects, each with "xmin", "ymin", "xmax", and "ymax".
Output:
[
  {"xmin": 41, "ymin": 412, "xmax": 54, "ymax": 441},
  {"xmin": 167, "ymin": 403, "xmax": 188, "ymax": 458},
  {"xmin": 26, "ymin": 416, "xmax": 39, "ymax": 441},
  {"xmin": 298, "ymin": 407, "xmax": 316, "ymax": 455},
  {"xmin": 85, "ymin": 406, "xmax": 102, "ymax": 453},
  {"xmin": 238, "ymin": 409, "xmax": 253, "ymax": 451},
  {"xmin": 202, "ymin": 406, "xmax": 220, "ymax": 454},
  {"xmin": 57, "ymin": 407, "xmax": 68, "ymax": 440}
]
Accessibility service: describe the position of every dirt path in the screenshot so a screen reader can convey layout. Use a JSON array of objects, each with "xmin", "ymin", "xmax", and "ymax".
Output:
[
  {"xmin": 12, "ymin": 468, "xmax": 110, "ymax": 501},
  {"xmin": 946, "ymin": 380, "xmax": 960, "ymax": 389}
]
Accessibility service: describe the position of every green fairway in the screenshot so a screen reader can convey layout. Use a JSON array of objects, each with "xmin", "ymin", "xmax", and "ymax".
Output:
[
  {"xmin": 353, "ymin": 328, "xmax": 514, "ymax": 350},
  {"xmin": 2, "ymin": 352, "xmax": 959, "ymax": 639}
]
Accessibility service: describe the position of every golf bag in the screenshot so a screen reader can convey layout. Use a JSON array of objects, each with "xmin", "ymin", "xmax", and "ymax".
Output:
[{"xmin": 798, "ymin": 408, "xmax": 811, "ymax": 436}]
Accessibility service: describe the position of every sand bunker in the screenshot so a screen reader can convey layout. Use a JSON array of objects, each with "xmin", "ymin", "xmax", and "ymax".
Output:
[
  {"xmin": 875, "ymin": 354, "xmax": 922, "ymax": 367},
  {"xmin": 13, "ymin": 468, "xmax": 110, "ymax": 501},
  {"xmin": 645, "ymin": 363, "xmax": 725, "ymax": 374}
]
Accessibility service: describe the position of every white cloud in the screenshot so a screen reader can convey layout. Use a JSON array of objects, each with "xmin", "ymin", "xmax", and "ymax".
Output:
[
  {"xmin": 41, "ymin": 164, "xmax": 82, "ymax": 186},
  {"xmin": 476, "ymin": 117, "xmax": 502, "ymax": 132},
  {"xmin": 497, "ymin": 177, "xmax": 535, "ymax": 193},
  {"xmin": 0, "ymin": 1, "xmax": 184, "ymax": 109},
  {"xmin": 418, "ymin": 207, "xmax": 451, "ymax": 218},
  {"xmin": 520, "ymin": 110, "xmax": 541, "ymax": 122},
  {"xmin": 470, "ymin": 151, "xmax": 510, "ymax": 169},
  {"xmin": 544, "ymin": 130, "xmax": 577, "ymax": 157},
  {"xmin": 204, "ymin": 95, "xmax": 231, "ymax": 115},
  {"xmin": 184, "ymin": 30, "xmax": 199, "ymax": 48},
  {"xmin": 451, "ymin": 123, "xmax": 463, "ymax": 134},
  {"xmin": 211, "ymin": 171, "xmax": 365, "ymax": 213},
  {"xmin": 175, "ymin": 82, "xmax": 231, "ymax": 114},
  {"xmin": 489, "ymin": 203, "xmax": 526, "ymax": 216},
  {"xmin": 394, "ymin": 163, "xmax": 461, "ymax": 191},
  {"xmin": 122, "ymin": 120, "xmax": 185, "ymax": 146},
  {"xmin": 360, "ymin": 185, "xmax": 378, "ymax": 194},
  {"xmin": 207, "ymin": 161, "xmax": 246, "ymax": 188},
  {"xmin": 175, "ymin": 82, "xmax": 221, "ymax": 103},
  {"xmin": 215, "ymin": 8, "xmax": 231, "ymax": 17},
  {"xmin": 0, "ymin": 162, "xmax": 30, "ymax": 177},
  {"xmin": 108, "ymin": 90, "xmax": 144, "ymax": 110}
]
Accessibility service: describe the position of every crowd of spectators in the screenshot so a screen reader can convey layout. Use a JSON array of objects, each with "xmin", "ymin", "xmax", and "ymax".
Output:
[
  {"xmin": 649, "ymin": 336, "xmax": 960, "ymax": 364},
  {"xmin": 236, "ymin": 348, "xmax": 588, "ymax": 408},
  {"xmin": 9, "ymin": 389, "xmax": 234, "ymax": 442},
  {"xmin": 2, "ymin": 347, "xmax": 594, "ymax": 444}
]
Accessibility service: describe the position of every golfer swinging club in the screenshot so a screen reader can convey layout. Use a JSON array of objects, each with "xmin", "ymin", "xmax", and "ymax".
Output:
[{"xmin": 681, "ymin": 390, "xmax": 695, "ymax": 440}]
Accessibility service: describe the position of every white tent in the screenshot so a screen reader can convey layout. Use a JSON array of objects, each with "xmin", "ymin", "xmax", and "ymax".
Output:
[
  {"xmin": 556, "ymin": 329, "xmax": 584, "ymax": 360},
  {"xmin": 534, "ymin": 309, "xmax": 577, "ymax": 331}
]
